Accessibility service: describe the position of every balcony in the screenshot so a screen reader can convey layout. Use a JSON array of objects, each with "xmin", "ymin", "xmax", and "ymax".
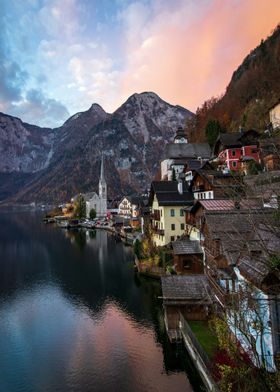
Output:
[
  {"xmin": 152, "ymin": 226, "xmax": 165, "ymax": 236},
  {"xmin": 150, "ymin": 210, "xmax": 161, "ymax": 221},
  {"xmin": 192, "ymin": 185, "xmax": 205, "ymax": 192}
]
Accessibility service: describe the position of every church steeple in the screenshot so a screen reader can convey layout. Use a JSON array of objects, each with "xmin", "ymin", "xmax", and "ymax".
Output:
[
  {"xmin": 100, "ymin": 153, "xmax": 105, "ymax": 183},
  {"xmin": 98, "ymin": 154, "xmax": 107, "ymax": 217}
]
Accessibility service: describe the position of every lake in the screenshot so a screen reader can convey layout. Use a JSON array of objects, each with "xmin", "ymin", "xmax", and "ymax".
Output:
[{"xmin": 0, "ymin": 211, "xmax": 203, "ymax": 392}]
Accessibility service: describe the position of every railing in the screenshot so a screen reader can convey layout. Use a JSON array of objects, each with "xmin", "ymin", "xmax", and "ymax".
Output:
[
  {"xmin": 150, "ymin": 210, "xmax": 161, "ymax": 221},
  {"xmin": 152, "ymin": 227, "xmax": 165, "ymax": 236},
  {"xmin": 192, "ymin": 185, "xmax": 205, "ymax": 192},
  {"xmin": 179, "ymin": 313, "xmax": 213, "ymax": 371}
]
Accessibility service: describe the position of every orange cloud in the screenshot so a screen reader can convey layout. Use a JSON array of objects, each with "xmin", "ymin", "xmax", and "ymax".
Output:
[{"xmin": 119, "ymin": 0, "xmax": 280, "ymax": 112}]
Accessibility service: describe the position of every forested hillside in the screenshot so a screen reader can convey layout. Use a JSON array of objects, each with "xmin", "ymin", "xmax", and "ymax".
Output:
[{"xmin": 189, "ymin": 24, "xmax": 280, "ymax": 144}]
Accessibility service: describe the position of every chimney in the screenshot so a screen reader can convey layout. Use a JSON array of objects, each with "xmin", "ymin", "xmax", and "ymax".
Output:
[
  {"xmin": 234, "ymin": 200, "xmax": 240, "ymax": 209},
  {"xmin": 178, "ymin": 179, "xmax": 183, "ymax": 195}
]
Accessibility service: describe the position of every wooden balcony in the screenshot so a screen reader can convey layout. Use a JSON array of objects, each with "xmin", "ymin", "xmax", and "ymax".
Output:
[
  {"xmin": 152, "ymin": 227, "xmax": 165, "ymax": 236},
  {"xmin": 192, "ymin": 185, "xmax": 205, "ymax": 192}
]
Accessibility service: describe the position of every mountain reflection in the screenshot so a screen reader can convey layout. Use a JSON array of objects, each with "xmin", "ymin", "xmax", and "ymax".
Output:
[{"xmin": 0, "ymin": 211, "xmax": 202, "ymax": 392}]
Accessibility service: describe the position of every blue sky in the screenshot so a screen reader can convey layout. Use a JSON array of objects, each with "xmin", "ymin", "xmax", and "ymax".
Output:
[{"xmin": 1, "ymin": 0, "xmax": 279, "ymax": 127}]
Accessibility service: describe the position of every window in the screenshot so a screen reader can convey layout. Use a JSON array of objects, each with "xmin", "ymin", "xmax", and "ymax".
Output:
[
  {"xmin": 181, "ymin": 223, "xmax": 185, "ymax": 230},
  {"xmin": 170, "ymin": 209, "xmax": 175, "ymax": 217},
  {"xmin": 232, "ymin": 150, "xmax": 236, "ymax": 156},
  {"xmin": 171, "ymin": 236, "xmax": 175, "ymax": 241},
  {"xmin": 208, "ymin": 192, "xmax": 211, "ymax": 199},
  {"xmin": 232, "ymin": 161, "xmax": 237, "ymax": 168},
  {"xmin": 180, "ymin": 209, "xmax": 184, "ymax": 216},
  {"xmin": 171, "ymin": 224, "xmax": 175, "ymax": 231}
]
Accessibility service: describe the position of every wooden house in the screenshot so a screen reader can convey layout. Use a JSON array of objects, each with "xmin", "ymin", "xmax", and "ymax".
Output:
[
  {"xmin": 171, "ymin": 237, "xmax": 203, "ymax": 274},
  {"xmin": 161, "ymin": 275, "xmax": 213, "ymax": 341},
  {"xmin": 189, "ymin": 167, "xmax": 240, "ymax": 200}
]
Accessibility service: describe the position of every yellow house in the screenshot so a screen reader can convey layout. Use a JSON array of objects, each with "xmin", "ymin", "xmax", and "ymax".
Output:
[
  {"xmin": 269, "ymin": 101, "xmax": 280, "ymax": 129},
  {"xmin": 149, "ymin": 181, "xmax": 193, "ymax": 246}
]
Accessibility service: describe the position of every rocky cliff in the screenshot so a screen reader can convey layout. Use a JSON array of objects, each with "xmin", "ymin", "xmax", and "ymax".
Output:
[{"xmin": 0, "ymin": 92, "xmax": 193, "ymax": 203}]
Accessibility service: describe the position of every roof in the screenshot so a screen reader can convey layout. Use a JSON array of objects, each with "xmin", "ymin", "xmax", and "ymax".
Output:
[
  {"xmin": 218, "ymin": 132, "xmax": 243, "ymax": 148},
  {"xmin": 172, "ymin": 238, "xmax": 203, "ymax": 255},
  {"xmin": 185, "ymin": 159, "xmax": 206, "ymax": 171},
  {"xmin": 120, "ymin": 196, "xmax": 146, "ymax": 206},
  {"xmin": 164, "ymin": 143, "xmax": 211, "ymax": 160},
  {"xmin": 204, "ymin": 209, "xmax": 278, "ymax": 266},
  {"xmin": 161, "ymin": 275, "xmax": 212, "ymax": 303},
  {"xmin": 149, "ymin": 181, "xmax": 193, "ymax": 206},
  {"xmin": 191, "ymin": 198, "xmax": 262, "ymax": 213},
  {"xmin": 238, "ymin": 256, "xmax": 272, "ymax": 288},
  {"xmin": 213, "ymin": 130, "xmax": 260, "ymax": 155}
]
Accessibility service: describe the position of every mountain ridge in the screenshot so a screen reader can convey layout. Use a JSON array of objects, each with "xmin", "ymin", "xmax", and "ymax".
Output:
[{"xmin": 0, "ymin": 92, "xmax": 193, "ymax": 203}]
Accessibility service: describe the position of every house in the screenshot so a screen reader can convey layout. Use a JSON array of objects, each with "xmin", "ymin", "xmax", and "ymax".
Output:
[
  {"xmin": 118, "ymin": 196, "xmax": 144, "ymax": 218},
  {"xmin": 213, "ymin": 130, "xmax": 260, "ymax": 171},
  {"xmin": 161, "ymin": 275, "xmax": 213, "ymax": 341},
  {"xmin": 189, "ymin": 166, "xmax": 240, "ymax": 200},
  {"xmin": 160, "ymin": 127, "xmax": 211, "ymax": 181},
  {"xmin": 149, "ymin": 180, "xmax": 193, "ymax": 246},
  {"xmin": 171, "ymin": 237, "xmax": 204, "ymax": 274},
  {"xmin": 269, "ymin": 101, "xmax": 280, "ymax": 129}
]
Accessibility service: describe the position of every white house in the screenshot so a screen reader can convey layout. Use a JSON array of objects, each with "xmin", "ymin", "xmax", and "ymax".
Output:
[{"xmin": 118, "ymin": 196, "xmax": 143, "ymax": 218}]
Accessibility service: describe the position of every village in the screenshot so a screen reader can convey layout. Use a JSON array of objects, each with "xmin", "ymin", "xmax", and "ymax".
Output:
[{"xmin": 45, "ymin": 101, "xmax": 280, "ymax": 391}]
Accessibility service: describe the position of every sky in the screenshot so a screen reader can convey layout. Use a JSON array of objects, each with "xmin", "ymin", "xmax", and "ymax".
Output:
[{"xmin": 1, "ymin": 0, "xmax": 280, "ymax": 128}]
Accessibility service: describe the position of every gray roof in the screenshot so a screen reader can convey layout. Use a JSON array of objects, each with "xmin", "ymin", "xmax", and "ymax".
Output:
[
  {"xmin": 238, "ymin": 256, "xmax": 272, "ymax": 287},
  {"xmin": 149, "ymin": 181, "xmax": 193, "ymax": 206},
  {"xmin": 161, "ymin": 275, "xmax": 212, "ymax": 303},
  {"xmin": 172, "ymin": 238, "xmax": 203, "ymax": 255},
  {"xmin": 165, "ymin": 143, "xmax": 211, "ymax": 159}
]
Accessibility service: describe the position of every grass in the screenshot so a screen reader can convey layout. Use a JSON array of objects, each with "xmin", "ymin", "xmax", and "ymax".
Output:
[{"xmin": 188, "ymin": 320, "xmax": 219, "ymax": 359}]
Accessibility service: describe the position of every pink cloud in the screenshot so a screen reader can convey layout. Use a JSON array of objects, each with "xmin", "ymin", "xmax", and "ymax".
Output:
[{"xmin": 118, "ymin": 0, "xmax": 280, "ymax": 112}]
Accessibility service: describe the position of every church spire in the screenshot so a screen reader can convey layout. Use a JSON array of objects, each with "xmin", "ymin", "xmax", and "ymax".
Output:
[{"xmin": 100, "ymin": 153, "xmax": 105, "ymax": 182}]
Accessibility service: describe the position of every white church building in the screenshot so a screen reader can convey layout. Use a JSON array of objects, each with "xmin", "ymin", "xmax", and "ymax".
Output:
[{"xmin": 85, "ymin": 155, "xmax": 107, "ymax": 218}]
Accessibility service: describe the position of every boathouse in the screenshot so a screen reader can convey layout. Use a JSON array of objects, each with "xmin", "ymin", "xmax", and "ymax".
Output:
[{"xmin": 161, "ymin": 275, "xmax": 212, "ymax": 341}]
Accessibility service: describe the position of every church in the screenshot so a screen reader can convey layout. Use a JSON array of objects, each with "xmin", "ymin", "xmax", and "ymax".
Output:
[{"xmin": 85, "ymin": 155, "xmax": 107, "ymax": 218}]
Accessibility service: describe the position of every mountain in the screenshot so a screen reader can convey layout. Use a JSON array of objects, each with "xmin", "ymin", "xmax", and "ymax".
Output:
[
  {"xmin": 191, "ymin": 24, "xmax": 280, "ymax": 142},
  {"xmin": 0, "ymin": 92, "xmax": 193, "ymax": 204}
]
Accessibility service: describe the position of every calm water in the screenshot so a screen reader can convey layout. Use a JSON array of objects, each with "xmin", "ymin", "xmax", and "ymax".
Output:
[{"xmin": 0, "ymin": 211, "xmax": 203, "ymax": 392}]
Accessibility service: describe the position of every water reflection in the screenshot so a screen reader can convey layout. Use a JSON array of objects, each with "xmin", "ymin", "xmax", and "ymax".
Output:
[{"xmin": 0, "ymin": 212, "xmax": 203, "ymax": 392}]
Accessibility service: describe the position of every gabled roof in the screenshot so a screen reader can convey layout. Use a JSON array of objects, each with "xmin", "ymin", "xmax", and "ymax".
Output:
[
  {"xmin": 119, "ymin": 195, "xmax": 146, "ymax": 206},
  {"xmin": 149, "ymin": 181, "xmax": 193, "ymax": 206},
  {"xmin": 164, "ymin": 143, "xmax": 211, "ymax": 160},
  {"xmin": 213, "ymin": 130, "xmax": 260, "ymax": 155},
  {"xmin": 172, "ymin": 238, "xmax": 203, "ymax": 255},
  {"xmin": 161, "ymin": 275, "xmax": 212, "ymax": 303}
]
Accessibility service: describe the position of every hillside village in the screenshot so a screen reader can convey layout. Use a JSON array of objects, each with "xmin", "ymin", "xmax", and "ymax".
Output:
[{"xmin": 47, "ymin": 100, "xmax": 280, "ymax": 390}]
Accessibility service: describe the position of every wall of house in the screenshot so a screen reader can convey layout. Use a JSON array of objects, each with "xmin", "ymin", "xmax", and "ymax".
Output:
[
  {"xmin": 164, "ymin": 304, "xmax": 208, "ymax": 331},
  {"xmin": 270, "ymin": 103, "xmax": 280, "ymax": 129},
  {"xmin": 118, "ymin": 198, "xmax": 132, "ymax": 216},
  {"xmin": 160, "ymin": 159, "xmax": 173, "ymax": 180},
  {"xmin": 151, "ymin": 196, "xmax": 186, "ymax": 246},
  {"xmin": 219, "ymin": 146, "xmax": 260, "ymax": 171},
  {"xmin": 174, "ymin": 254, "xmax": 204, "ymax": 274}
]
